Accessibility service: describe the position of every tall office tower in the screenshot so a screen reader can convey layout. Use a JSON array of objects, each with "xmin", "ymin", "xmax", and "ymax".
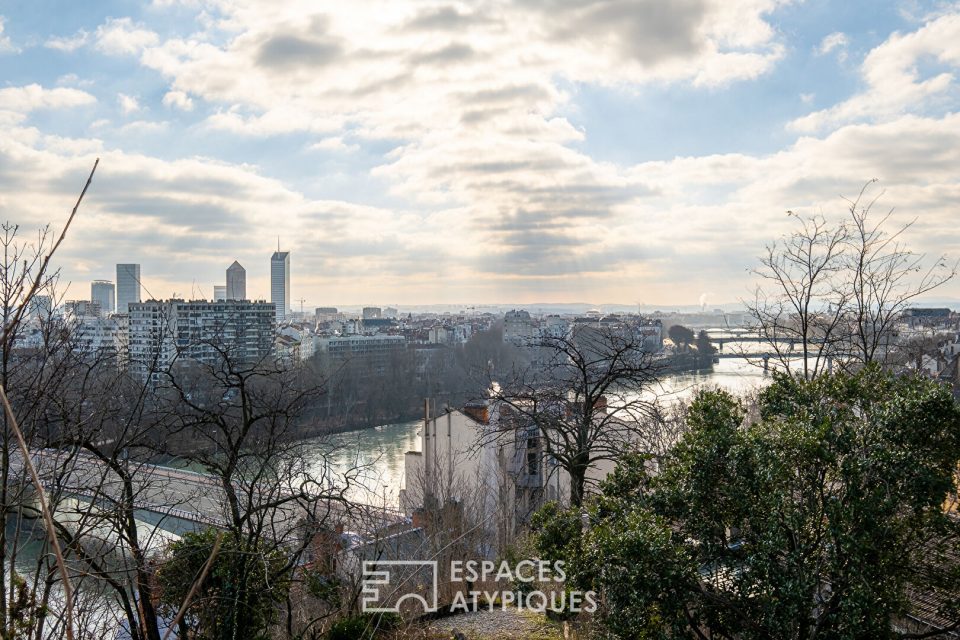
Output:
[
  {"xmin": 226, "ymin": 260, "xmax": 246, "ymax": 300},
  {"xmin": 116, "ymin": 264, "xmax": 141, "ymax": 313},
  {"xmin": 91, "ymin": 279, "xmax": 116, "ymax": 315},
  {"xmin": 271, "ymin": 251, "xmax": 290, "ymax": 324},
  {"xmin": 213, "ymin": 285, "xmax": 226, "ymax": 302}
]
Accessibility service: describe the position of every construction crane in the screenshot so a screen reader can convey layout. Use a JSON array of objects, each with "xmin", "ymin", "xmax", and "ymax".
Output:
[{"xmin": 297, "ymin": 297, "xmax": 306, "ymax": 314}]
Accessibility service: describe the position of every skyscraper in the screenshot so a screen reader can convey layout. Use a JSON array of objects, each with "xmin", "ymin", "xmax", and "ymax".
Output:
[
  {"xmin": 91, "ymin": 279, "xmax": 115, "ymax": 315},
  {"xmin": 271, "ymin": 251, "xmax": 290, "ymax": 324},
  {"xmin": 116, "ymin": 264, "xmax": 141, "ymax": 313},
  {"xmin": 213, "ymin": 285, "xmax": 226, "ymax": 302},
  {"xmin": 226, "ymin": 260, "xmax": 246, "ymax": 300}
]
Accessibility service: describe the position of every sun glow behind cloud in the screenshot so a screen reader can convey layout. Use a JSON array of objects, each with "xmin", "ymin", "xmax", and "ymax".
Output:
[{"xmin": 1, "ymin": 1, "xmax": 960, "ymax": 307}]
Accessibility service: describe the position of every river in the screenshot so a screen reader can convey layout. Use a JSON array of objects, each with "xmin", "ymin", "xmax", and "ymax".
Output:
[{"xmin": 318, "ymin": 355, "xmax": 775, "ymax": 508}]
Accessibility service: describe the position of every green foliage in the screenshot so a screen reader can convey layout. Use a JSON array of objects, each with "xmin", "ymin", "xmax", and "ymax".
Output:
[
  {"xmin": 529, "ymin": 501, "xmax": 582, "ymax": 568},
  {"xmin": 155, "ymin": 527, "xmax": 291, "ymax": 640},
  {"xmin": 546, "ymin": 367, "xmax": 960, "ymax": 639},
  {"xmin": 580, "ymin": 509, "xmax": 695, "ymax": 639},
  {"xmin": 326, "ymin": 613, "xmax": 399, "ymax": 640},
  {"xmin": 4, "ymin": 571, "xmax": 47, "ymax": 640},
  {"xmin": 667, "ymin": 325, "xmax": 695, "ymax": 349},
  {"xmin": 694, "ymin": 330, "xmax": 716, "ymax": 356}
]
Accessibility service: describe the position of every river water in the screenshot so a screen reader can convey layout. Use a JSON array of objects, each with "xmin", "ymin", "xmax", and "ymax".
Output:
[{"xmin": 319, "ymin": 355, "xmax": 774, "ymax": 508}]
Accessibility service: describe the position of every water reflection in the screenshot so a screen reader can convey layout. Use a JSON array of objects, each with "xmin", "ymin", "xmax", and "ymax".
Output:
[{"xmin": 311, "ymin": 354, "xmax": 778, "ymax": 507}]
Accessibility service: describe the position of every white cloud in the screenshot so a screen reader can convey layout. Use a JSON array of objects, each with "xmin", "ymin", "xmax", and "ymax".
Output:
[
  {"xmin": 162, "ymin": 90, "xmax": 194, "ymax": 111},
  {"xmin": 817, "ymin": 31, "xmax": 848, "ymax": 60},
  {"xmin": 0, "ymin": 84, "xmax": 96, "ymax": 112},
  {"xmin": 6, "ymin": 3, "xmax": 960, "ymax": 303},
  {"xmin": 95, "ymin": 17, "xmax": 159, "ymax": 55},
  {"xmin": 55, "ymin": 74, "xmax": 95, "ymax": 90},
  {"xmin": 45, "ymin": 29, "xmax": 90, "ymax": 52},
  {"xmin": 0, "ymin": 16, "xmax": 18, "ymax": 53},
  {"xmin": 123, "ymin": 0, "xmax": 790, "ymax": 284},
  {"xmin": 308, "ymin": 136, "xmax": 358, "ymax": 153},
  {"xmin": 4, "ymin": 103, "xmax": 960, "ymax": 303},
  {"xmin": 792, "ymin": 14, "xmax": 960, "ymax": 132},
  {"xmin": 118, "ymin": 93, "xmax": 141, "ymax": 115}
]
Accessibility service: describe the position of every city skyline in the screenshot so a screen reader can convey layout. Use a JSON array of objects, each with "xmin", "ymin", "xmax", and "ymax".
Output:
[{"xmin": 3, "ymin": 2, "xmax": 960, "ymax": 306}]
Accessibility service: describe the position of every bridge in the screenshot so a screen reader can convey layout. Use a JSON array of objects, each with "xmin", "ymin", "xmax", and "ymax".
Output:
[{"xmin": 13, "ymin": 449, "xmax": 406, "ymax": 539}]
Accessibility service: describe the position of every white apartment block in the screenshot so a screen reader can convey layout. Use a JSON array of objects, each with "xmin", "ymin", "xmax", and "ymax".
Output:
[
  {"xmin": 127, "ymin": 299, "xmax": 276, "ymax": 381},
  {"xmin": 399, "ymin": 401, "xmax": 586, "ymax": 547},
  {"xmin": 503, "ymin": 309, "xmax": 538, "ymax": 346},
  {"xmin": 71, "ymin": 315, "xmax": 127, "ymax": 366},
  {"xmin": 277, "ymin": 324, "xmax": 316, "ymax": 363}
]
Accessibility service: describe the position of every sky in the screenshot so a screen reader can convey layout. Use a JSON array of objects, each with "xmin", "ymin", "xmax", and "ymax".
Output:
[{"xmin": 2, "ymin": 0, "xmax": 960, "ymax": 308}]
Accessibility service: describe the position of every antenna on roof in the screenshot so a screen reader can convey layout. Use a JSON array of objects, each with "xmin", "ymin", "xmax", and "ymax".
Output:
[{"xmin": 277, "ymin": 236, "xmax": 280, "ymax": 252}]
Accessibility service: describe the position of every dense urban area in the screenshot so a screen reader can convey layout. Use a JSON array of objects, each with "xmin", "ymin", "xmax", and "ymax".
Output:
[
  {"xmin": 3, "ymin": 3, "xmax": 960, "ymax": 640},
  {"xmin": 2, "ymin": 199, "xmax": 960, "ymax": 640}
]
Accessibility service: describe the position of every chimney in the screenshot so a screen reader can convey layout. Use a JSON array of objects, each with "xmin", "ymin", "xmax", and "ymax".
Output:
[{"xmin": 463, "ymin": 401, "xmax": 489, "ymax": 424}]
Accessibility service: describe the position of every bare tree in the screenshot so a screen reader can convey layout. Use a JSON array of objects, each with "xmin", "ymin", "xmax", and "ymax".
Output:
[
  {"xmin": 748, "ymin": 181, "xmax": 956, "ymax": 379},
  {"xmin": 843, "ymin": 181, "xmax": 957, "ymax": 367},
  {"xmin": 0, "ymin": 161, "xmax": 98, "ymax": 640},
  {"xmin": 151, "ymin": 344, "xmax": 363, "ymax": 639},
  {"xmin": 486, "ymin": 326, "xmax": 662, "ymax": 508},
  {"xmin": 747, "ymin": 211, "xmax": 849, "ymax": 380}
]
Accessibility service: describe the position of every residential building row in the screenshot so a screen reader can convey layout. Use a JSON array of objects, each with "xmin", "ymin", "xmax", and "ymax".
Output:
[{"xmin": 504, "ymin": 308, "xmax": 664, "ymax": 352}]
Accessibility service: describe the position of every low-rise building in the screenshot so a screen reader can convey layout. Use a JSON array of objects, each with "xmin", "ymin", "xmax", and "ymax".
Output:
[
  {"xmin": 277, "ymin": 324, "xmax": 316, "ymax": 363},
  {"xmin": 504, "ymin": 309, "xmax": 537, "ymax": 346},
  {"xmin": 315, "ymin": 334, "xmax": 406, "ymax": 374},
  {"xmin": 400, "ymin": 399, "xmax": 619, "ymax": 548}
]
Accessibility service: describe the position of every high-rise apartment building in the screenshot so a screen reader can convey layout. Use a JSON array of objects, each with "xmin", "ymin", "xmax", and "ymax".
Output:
[
  {"xmin": 226, "ymin": 260, "xmax": 246, "ymax": 300},
  {"xmin": 271, "ymin": 251, "xmax": 290, "ymax": 324},
  {"xmin": 91, "ymin": 279, "xmax": 115, "ymax": 315},
  {"xmin": 28, "ymin": 295, "xmax": 53, "ymax": 320},
  {"xmin": 127, "ymin": 299, "xmax": 276, "ymax": 381},
  {"xmin": 71, "ymin": 315, "xmax": 126, "ymax": 365},
  {"xmin": 64, "ymin": 300, "xmax": 102, "ymax": 318},
  {"xmin": 116, "ymin": 264, "xmax": 141, "ymax": 313}
]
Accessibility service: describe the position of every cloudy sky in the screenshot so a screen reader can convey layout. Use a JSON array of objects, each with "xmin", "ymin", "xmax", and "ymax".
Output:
[{"xmin": 2, "ymin": 0, "xmax": 960, "ymax": 308}]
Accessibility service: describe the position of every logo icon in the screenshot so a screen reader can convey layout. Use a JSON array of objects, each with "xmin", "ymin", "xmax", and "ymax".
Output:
[{"xmin": 361, "ymin": 560, "xmax": 438, "ymax": 613}]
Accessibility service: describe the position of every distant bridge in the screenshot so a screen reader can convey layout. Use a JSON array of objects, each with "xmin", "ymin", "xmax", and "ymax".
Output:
[{"xmin": 701, "ymin": 330, "xmax": 824, "ymax": 350}]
